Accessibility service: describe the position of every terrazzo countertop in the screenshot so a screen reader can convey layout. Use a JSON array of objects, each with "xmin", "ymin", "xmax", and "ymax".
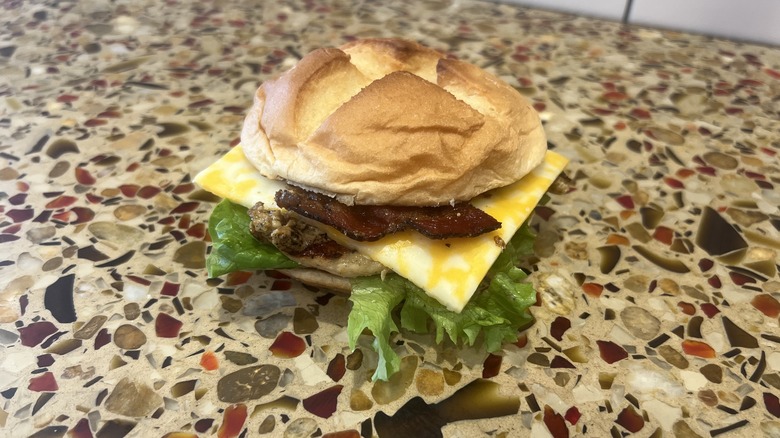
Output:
[{"xmin": 2, "ymin": 0, "xmax": 780, "ymax": 437}]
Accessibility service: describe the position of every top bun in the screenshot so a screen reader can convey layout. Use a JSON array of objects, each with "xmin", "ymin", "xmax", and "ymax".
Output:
[{"xmin": 241, "ymin": 38, "xmax": 547, "ymax": 206}]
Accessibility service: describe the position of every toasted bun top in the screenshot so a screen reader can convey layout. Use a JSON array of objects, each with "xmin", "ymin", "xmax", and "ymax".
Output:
[{"xmin": 241, "ymin": 38, "xmax": 546, "ymax": 206}]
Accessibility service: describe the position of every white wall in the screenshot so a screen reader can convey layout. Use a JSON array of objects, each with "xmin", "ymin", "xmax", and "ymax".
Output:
[
  {"xmin": 630, "ymin": 0, "xmax": 780, "ymax": 46},
  {"xmin": 501, "ymin": 0, "xmax": 628, "ymax": 21},
  {"xmin": 499, "ymin": 0, "xmax": 780, "ymax": 46}
]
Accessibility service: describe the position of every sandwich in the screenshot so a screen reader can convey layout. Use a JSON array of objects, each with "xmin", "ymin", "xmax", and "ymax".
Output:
[{"xmin": 194, "ymin": 38, "xmax": 569, "ymax": 380}]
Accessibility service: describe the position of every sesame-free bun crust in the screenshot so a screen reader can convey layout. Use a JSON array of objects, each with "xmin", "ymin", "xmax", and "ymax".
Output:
[
  {"xmin": 278, "ymin": 269, "xmax": 351, "ymax": 295},
  {"xmin": 241, "ymin": 38, "xmax": 547, "ymax": 206}
]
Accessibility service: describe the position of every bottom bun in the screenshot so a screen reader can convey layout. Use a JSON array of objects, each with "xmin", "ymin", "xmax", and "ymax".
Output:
[{"xmin": 278, "ymin": 268, "xmax": 352, "ymax": 295}]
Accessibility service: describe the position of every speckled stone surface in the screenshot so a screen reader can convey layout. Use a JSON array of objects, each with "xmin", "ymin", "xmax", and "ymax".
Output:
[{"xmin": 2, "ymin": 0, "xmax": 780, "ymax": 437}]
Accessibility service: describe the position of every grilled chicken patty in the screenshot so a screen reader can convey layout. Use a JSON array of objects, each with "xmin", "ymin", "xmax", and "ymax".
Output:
[{"xmin": 248, "ymin": 202, "xmax": 385, "ymax": 278}]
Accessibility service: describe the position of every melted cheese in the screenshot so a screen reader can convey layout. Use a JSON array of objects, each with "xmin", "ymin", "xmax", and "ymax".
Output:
[
  {"xmin": 195, "ymin": 146, "xmax": 288, "ymax": 209},
  {"xmin": 195, "ymin": 145, "xmax": 568, "ymax": 312}
]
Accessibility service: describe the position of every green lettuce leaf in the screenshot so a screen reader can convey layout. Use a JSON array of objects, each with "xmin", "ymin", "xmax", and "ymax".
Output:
[
  {"xmin": 206, "ymin": 200, "xmax": 299, "ymax": 277},
  {"xmin": 347, "ymin": 275, "xmax": 407, "ymax": 381},
  {"xmin": 488, "ymin": 221, "xmax": 536, "ymax": 276},
  {"xmin": 349, "ymin": 221, "xmax": 538, "ymax": 381}
]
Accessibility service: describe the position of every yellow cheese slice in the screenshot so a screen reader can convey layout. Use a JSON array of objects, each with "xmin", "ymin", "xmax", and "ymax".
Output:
[
  {"xmin": 194, "ymin": 146, "xmax": 288, "ymax": 209},
  {"xmin": 195, "ymin": 145, "xmax": 568, "ymax": 312}
]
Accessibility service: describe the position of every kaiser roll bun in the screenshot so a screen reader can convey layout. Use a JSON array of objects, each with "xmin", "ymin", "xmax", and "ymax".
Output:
[{"xmin": 241, "ymin": 38, "xmax": 547, "ymax": 206}]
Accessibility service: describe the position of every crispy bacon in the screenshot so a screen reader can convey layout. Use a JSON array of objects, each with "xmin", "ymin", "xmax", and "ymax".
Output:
[{"xmin": 275, "ymin": 188, "xmax": 501, "ymax": 242}]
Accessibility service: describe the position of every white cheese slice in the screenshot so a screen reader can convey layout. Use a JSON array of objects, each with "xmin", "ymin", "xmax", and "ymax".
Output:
[{"xmin": 195, "ymin": 145, "xmax": 568, "ymax": 312}]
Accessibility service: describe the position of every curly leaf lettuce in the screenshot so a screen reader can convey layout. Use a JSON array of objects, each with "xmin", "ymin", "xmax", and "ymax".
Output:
[
  {"xmin": 346, "ymin": 275, "xmax": 407, "ymax": 381},
  {"xmin": 349, "ymin": 221, "xmax": 538, "ymax": 381},
  {"xmin": 206, "ymin": 200, "xmax": 298, "ymax": 277}
]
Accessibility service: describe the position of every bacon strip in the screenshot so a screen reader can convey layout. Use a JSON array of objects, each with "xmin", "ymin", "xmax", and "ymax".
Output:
[{"xmin": 275, "ymin": 188, "xmax": 501, "ymax": 242}]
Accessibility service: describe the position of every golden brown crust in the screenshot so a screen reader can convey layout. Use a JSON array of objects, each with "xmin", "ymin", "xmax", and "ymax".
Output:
[
  {"xmin": 436, "ymin": 57, "xmax": 548, "ymax": 190},
  {"xmin": 340, "ymin": 38, "xmax": 443, "ymax": 82},
  {"xmin": 241, "ymin": 38, "xmax": 547, "ymax": 206}
]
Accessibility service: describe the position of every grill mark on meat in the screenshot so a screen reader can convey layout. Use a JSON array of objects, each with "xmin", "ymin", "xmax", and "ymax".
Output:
[
  {"xmin": 296, "ymin": 239, "xmax": 352, "ymax": 259},
  {"xmin": 275, "ymin": 187, "xmax": 501, "ymax": 242},
  {"xmin": 249, "ymin": 202, "xmax": 327, "ymax": 256},
  {"xmin": 248, "ymin": 202, "xmax": 384, "ymax": 277}
]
